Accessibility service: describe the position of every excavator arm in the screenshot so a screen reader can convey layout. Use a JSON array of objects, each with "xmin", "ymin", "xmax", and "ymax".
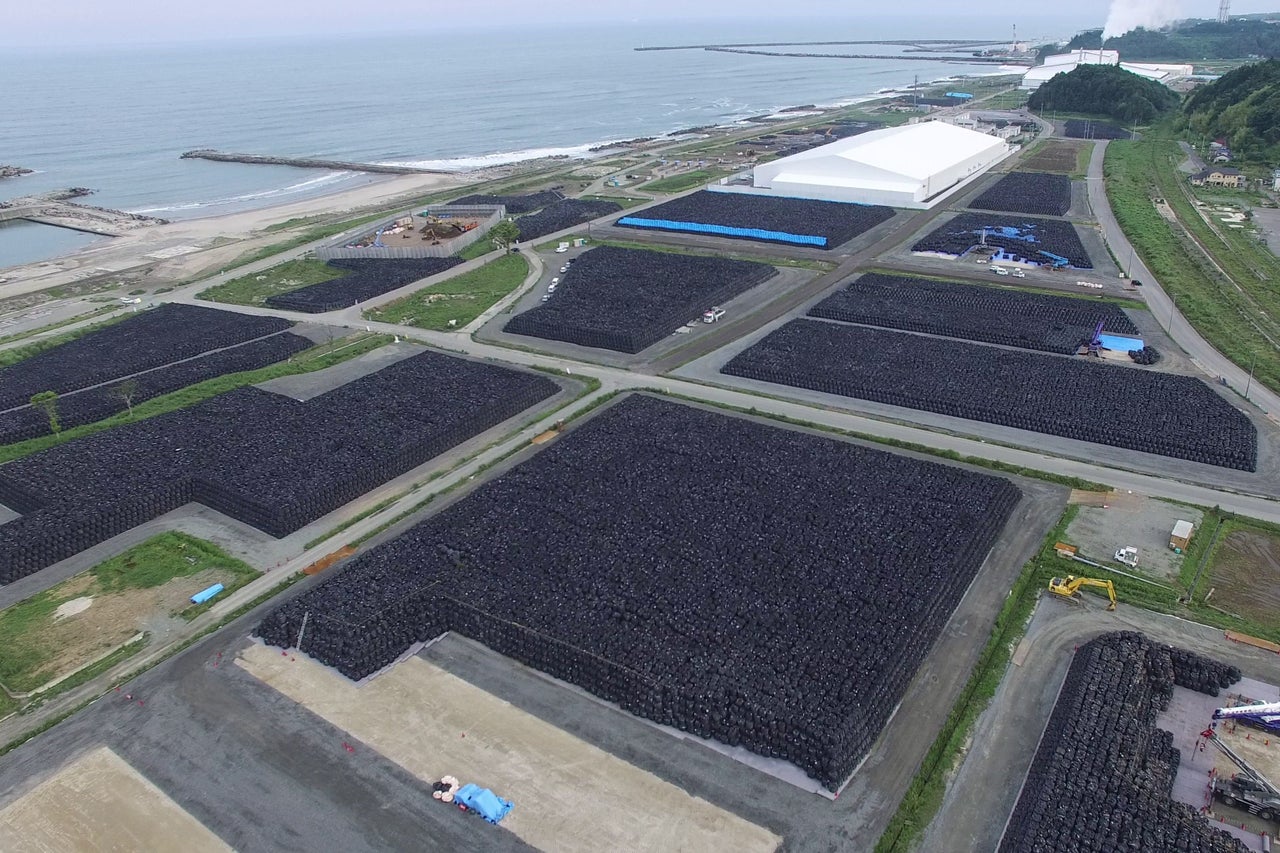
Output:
[{"xmin": 1047, "ymin": 575, "xmax": 1117, "ymax": 611}]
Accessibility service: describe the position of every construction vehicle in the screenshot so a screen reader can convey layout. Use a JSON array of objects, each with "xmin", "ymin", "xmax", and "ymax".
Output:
[
  {"xmin": 1047, "ymin": 575, "xmax": 1117, "ymax": 610},
  {"xmin": 1113, "ymin": 546, "xmax": 1138, "ymax": 568},
  {"xmin": 1214, "ymin": 701, "xmax": 1280, "ymax": 734},
  {"xmin": 1202, "ymin": 726, "xmax": 1280, "ymax": 822}
]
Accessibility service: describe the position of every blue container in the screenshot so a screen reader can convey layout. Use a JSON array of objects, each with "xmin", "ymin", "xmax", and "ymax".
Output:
[{"xmin": 191, "ymin": 583, "xmax": 225, "ymax": 605}]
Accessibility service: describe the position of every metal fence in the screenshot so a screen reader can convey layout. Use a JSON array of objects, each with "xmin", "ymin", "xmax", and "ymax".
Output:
[{"xmin": 315, "ymin": 205, "xmax": 506, "ymax": 261}]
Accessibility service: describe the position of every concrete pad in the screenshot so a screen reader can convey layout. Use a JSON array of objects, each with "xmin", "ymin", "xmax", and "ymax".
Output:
[
  {"xmin": 0, "ymin": 746, "xmax": 230, "ymax": 853},
  {"xmin": 1065, "ymin": 495, "xmax": 1202, "ymax": 583},
  {"xmin": 238, "ymin": 642, "xmax": 781, "ymax": 853},
  {"xmin": 1158, "ymin": 684, "xmax": 1271, "ymax": 850}
]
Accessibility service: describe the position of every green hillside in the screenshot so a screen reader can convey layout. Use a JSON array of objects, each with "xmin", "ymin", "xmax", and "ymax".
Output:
[
  {"xmin": 1180, "ymin": 59, "xmax": 1280, "ymax": 160},
  {"xmin": 1027, "ymin": 65, "xmax": 1181, "ymax": 124},
  {"xmin": 1060, "ymin": 19, "xmax": 1280, "ymax": 61}
]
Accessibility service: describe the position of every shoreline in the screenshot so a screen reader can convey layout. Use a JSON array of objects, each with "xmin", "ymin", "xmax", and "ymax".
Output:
[{"xmin": 0, "ymin": 66, "xmax": 1017, "ymax": 299}]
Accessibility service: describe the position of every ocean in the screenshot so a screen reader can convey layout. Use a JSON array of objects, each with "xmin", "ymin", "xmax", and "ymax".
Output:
[{"xmin": 0, "ymin": 14, "xmax": 1087, "ymax": 269}]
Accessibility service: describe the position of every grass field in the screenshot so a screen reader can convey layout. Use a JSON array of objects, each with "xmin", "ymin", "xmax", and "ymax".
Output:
[
  {"xmin": 639, "ymin": 170, "xmax": 727, "ymax": 193},
  {"xmin": 456, "ymin": 239, "xmax": 499, "ymax": 261},
  {"xmin": 1021, "ymin": 139, "xmax": 1091, "ymax": 177},
  {"xmin": 0, "ymin": 334, "xmax": 391, "ymax": 463},
  {"xmin": 1105, "ymin": 138, "xmax": 1280, "ymax": 395},
  {"xmin": 364, "ymin": 253, "xmax": 529, "ymax": 330},
  {"xmin": 0, "ymin": 533, "xmax": 258, "ymax": 697},
  {"xmin": 196, "ymin": 257, "xmax": 342, "ymax": 306}
]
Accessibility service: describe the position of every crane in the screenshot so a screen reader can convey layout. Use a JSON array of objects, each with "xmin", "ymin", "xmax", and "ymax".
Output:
[
  {"xmin": 1202, "ymin": 724, "xmax": 1280, "ymax": 821},
  {"xmin": 1047, "ymin": 575, "xmax": 1116, "ymax": 610},
  {"xmin": 1214, "ymin": 701, "xmax": 1280, "ymax": 733}
]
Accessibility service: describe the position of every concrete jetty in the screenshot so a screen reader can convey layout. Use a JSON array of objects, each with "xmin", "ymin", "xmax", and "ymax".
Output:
[
  {"xmin": 180, "ymin": 149, "xmax": 447, "ymax": 175},
  {"xmin": 0, "ymin": 189, "xmax": 166, "ymax": 237},
  {"xmin": 704, "ymin": 47, "xmax": 1027, "ymax": 64}
]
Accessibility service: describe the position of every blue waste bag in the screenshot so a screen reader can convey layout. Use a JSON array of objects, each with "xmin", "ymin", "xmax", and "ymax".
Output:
[{"xmin": 455, "ymin": 783, "xmax": 513, "ymax": 824}]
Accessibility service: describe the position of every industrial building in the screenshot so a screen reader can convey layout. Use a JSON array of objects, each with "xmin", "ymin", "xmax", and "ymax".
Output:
[
  {"xmin": 715, "ymin": 121, "xmax": 1013, "ymax": 209},
  {"xmin": 1019, "ymin": 48, "xmax": 1194, "ymax": 90}
]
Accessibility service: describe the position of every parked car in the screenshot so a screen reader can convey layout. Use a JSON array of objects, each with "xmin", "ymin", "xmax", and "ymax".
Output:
[
  {"xmin": 991, "ymin": 266, "xmax": 1009, "ymax": 276},
  {"xmin": 1011, "ymin": 268, "xmax": 1026, "ymax": 278}
]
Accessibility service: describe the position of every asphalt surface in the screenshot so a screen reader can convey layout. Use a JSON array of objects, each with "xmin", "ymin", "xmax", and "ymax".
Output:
[
  {"xmin": 0, "ymin": 606, "xmax": 536, "ymax": 853},
  {"xmin": 922, "ymin": 596, "xmax": 1280, "ymax": 852},
  {"xmin": 1085, "ymin": 140, "xmax": 1280, "ymax": 417}
]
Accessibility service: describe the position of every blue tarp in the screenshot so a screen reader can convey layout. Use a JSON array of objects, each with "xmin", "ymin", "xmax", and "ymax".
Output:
[
  {"xmin": 616, "ymin": 216, "xmax": 827, "ymax": 247},
  {"xmin": 191, "ymin": 583, "xmax": 225, "ymax": 605},
  {"xmin": 455, "ymin": 784, "xmax": 513, "ymax": 824},
  {"xmin": 1098, "ymin": 334, "xmax": 1144, "ymax": 352}
]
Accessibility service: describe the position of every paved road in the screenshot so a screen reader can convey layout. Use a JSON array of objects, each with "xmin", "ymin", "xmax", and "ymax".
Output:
[
  {"xmin": 922, "ymin": 595, "xmax": 1280, "ymax": 852},
  {"xmin": 1086, "ymin": 140, "xmax": 1280, "ymax": 415},
  {"xmin": 162, "ymin": 294, "xmax": 1280, "ymax": 519}
]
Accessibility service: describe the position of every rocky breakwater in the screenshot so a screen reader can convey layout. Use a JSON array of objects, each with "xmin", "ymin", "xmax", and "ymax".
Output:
[
  {"xmin": 0, "ymin": 166, "xmax": 34, "ymax": 179},
  {"xmin": 181, "ymin": 149, "xmax": 447, "ymax": 175},
  {"xmin": 0, "ymin": 189, "xmax": 167, "ymax": 236}
]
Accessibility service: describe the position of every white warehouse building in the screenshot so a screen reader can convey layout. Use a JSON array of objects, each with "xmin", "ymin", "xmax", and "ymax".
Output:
[
  {"xmin": 725, "ymin": 121, "xmax": 1012, "ymax": 209},
  {"xmin": 1020, "ymin": 48, "xmax": 1194, "ymax": 90}
]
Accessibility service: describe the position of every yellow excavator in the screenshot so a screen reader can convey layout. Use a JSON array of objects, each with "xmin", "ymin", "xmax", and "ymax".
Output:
[{"xmin": 1047, "ymin": 575, "xmax": 1117, "ymax": 611}]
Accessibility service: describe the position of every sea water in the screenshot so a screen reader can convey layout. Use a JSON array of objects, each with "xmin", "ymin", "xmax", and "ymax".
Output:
[{"xmin": 0, "ymin": 14, "xmax": 1085, "ymax": 268}]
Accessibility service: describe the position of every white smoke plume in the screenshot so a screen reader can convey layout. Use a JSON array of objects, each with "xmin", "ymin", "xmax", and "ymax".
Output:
[{"xmin": 1102, "ymin": 0, "xmax": 1183, "ymax": 39}]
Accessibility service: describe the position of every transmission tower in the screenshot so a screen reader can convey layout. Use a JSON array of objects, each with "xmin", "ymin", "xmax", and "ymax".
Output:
[{"xmin": 1219, "ymin": 0, "xmax": 1231, "ymax": 24}]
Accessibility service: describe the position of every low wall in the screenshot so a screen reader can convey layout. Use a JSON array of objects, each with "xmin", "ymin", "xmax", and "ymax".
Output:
[{"xmin": 316, "ymin": 205, "xmax": 505, "ymax": 261}]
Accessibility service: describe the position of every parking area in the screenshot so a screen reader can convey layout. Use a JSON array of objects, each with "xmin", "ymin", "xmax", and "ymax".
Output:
[{"xmin": 1064, "ymin": 495, "xmax": 1203, "ymax": 582}]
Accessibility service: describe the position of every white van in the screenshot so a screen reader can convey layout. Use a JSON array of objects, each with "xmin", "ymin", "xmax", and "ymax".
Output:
[{"xmin": 990, "ymin": 266, "xmax": 1009, "ymax": 276}]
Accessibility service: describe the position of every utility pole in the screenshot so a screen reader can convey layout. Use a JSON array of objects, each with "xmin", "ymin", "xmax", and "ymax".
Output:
[{"xmin": 295, "ymin": 611, "xmax": 310, "ymax": 652}]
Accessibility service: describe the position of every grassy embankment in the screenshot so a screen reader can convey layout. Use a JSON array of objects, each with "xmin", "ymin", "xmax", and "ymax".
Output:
[
  {"xmin": 640, "ymin": 170, "xmax": 732, "ymax": 194},
  {"xmin": 0, "ymin": 533, "xmax": 257, "ymax": 703},
  {"xmin": 0, "ymin": 305, "xmax": 121, "ymax": 353},
  {"xmin": 196, "ymin": 258, "xmax": 343, "ymax": 306},
  {"xmin": 1105, "ymin": 138, "xmax": 1280, "ymax": 395},
  {"xmin": 214, "ymin": 212, "xmax": 390, "ymax": 274},
  {"xmin": 0, "ymin": 312, "xmax": 134, "ymax": 368},
  {"xmin": 0, "ymin": 334, "xmax": 392, "ymax": 464},
  {"xmin": 364, "ymin": 253, "xmax": 530, "ymax": 330}
]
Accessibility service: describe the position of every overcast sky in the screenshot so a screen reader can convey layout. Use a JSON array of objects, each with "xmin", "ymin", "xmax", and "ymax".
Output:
[{"xmin": 4, "ymin": 1, "xmax": 1274, "ymax": 48}]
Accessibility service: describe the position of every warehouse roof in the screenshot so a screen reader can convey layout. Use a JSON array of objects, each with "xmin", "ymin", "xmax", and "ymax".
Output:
[{"xmin": 761, "ymin": 121, "xmax": 1006, "ymax": 183}]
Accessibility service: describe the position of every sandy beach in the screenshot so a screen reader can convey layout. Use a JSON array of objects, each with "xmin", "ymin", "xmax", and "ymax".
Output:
[{"xmin": 0, "ymin": 170, "xmax": 484, "ymax": 301}]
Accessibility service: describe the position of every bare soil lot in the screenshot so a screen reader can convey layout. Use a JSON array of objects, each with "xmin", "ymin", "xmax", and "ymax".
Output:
[
  {"xmin": 239, "ymin": 641, "xmax": 781, "ymax": 853},
  {"xmin": 1209, "ymin": 525, "xmax": 1280, "ymax": 626},
  {"xmin": 0, "ymin": 746, "xmax": 230, "ymax": 853},
  {"xmin": 1023, "ymin": 139, "xmax": 1089, "ymax": 174},
  {"xmin": 1064, "ymin": 496, "xmax": 1201, "ymax": 583}
]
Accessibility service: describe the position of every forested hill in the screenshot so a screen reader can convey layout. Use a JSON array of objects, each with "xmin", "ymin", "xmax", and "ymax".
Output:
[
  {"xmin": 1027, "ymin": 65, "xmax": 1181, "ymax": 124},
  {"xmin": 1058, "ymin": 20, "xmax": 1280, "ymax": 61},
  {"xmin": 1180, "ymin": 60, "xmax": 1280, "ymax": 159}
]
